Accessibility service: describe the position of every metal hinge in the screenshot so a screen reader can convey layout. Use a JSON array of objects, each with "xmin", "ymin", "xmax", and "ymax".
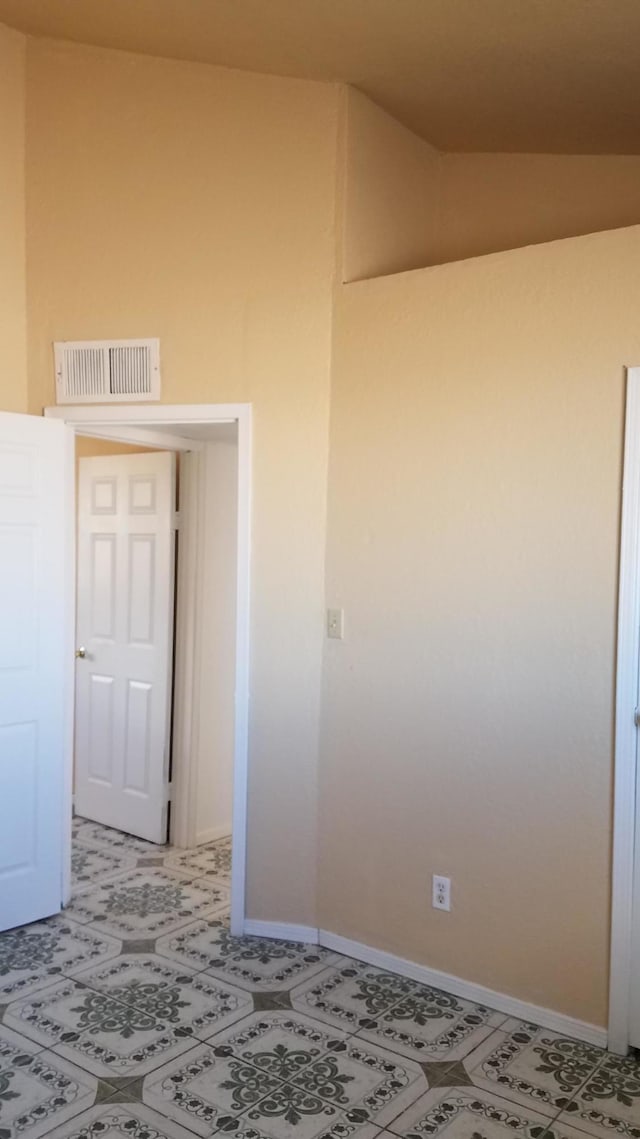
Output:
[
  {"xmin": 164, "ymin": 781, "xmax": 173, "ymax": 803},
  {"xmin": 172, "ymin": 511, "xmax": 181, "ymax": 531},
  {"xmin": 635, "ymin": 709, "xmax": 640, "ymax": 727}
]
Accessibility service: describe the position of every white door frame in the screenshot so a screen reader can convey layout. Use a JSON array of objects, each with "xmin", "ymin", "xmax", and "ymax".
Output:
[
  {"xmin": 609, "ymin": 367, "xmax": 640, "ymax": 1054},
  {"xmin": 45, "ymin": 402, "xmax": 252, "ymax": 937}
]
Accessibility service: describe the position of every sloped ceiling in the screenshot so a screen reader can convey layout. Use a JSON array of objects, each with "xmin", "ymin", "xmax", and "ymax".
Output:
[{"xmin": 1, "ymin": 0, "xmax": 639, "ymax": 154}]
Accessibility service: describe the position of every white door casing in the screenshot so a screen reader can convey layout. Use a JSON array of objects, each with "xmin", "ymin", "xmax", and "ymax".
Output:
[
  {"xmin": 75, "ymin": 451, "xmax": 176, "ymax": 843},
  {"xmin": 611, "ymin": 366, "xmax": 640, "ymax": 1054},
  {"xmin": 0, "ymin": 412, "xmax": 70, "ymax": 931},
  {"xmin": 44, "ymin": 401, "xmax": 252, "ymax": 937}
]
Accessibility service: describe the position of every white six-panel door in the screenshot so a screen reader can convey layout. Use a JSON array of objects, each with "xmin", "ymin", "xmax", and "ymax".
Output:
[
  {"xmin": 0, "ymin": 412, "xmax": 69, "ymax": 931},
  {"xmin": 75, "ymin": 451, "xmax": 176, "ymax": 843}
]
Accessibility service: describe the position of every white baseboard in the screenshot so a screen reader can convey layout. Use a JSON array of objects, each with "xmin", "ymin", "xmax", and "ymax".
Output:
[
  {"xmin": 196, "ymin": 824, "xmax": 231, "ymax": 845},
  {"xmin": 237, "ymin": 919, "xmax": 607, "ymax": 1049},
  {"xmin": 318, "ymin": 929, "xmax": 607, "ymax": 1049},
  {"xmin": 243, "ymin": 919, "xmax": 320, "ymax": 944}
]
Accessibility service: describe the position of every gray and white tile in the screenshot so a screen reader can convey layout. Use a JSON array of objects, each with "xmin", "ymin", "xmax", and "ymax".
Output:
[
  {"xmin": 41, "ymin": 1102, "xmax": 198, "ymax": 1139},
  {"xmin": 70, "ymin": 954, "xmax": 253, "ymax": 1043},
  {"xmin": 555, "ymin": 1051, "xmax": 640, "ymax": 1138},
  {"xmin": 3, "ymin": 977, "xmax": 198, "ymax": 1079},
  {"xmin": 156, "ymin": 918, "xmax": 335, "ymax": 991},
  {"xmin": 0, "ymin": 916, "xmax": 121, "ymax": 1002},
  {"xmin": 352, "ymin": 982, "xmax": 505, "ymax": 1063},
  {"xmin": 464, "ymin": 1020, "xmax": 604, "ymax": 1119},
  {"xmin": 291, "ymin": 962, "xmax": 418, "ymax": 1035},
  {"xmin": 144, "ymin": 1011, "xmax": 426, "ymax": 1139},
  {"xmin": 385, "ymin": 1085, "xmax": 591, "ymax": 1139},
  {"xmin": 0, "ymin": 1024, "xmax": 96, "ymax": 1139},
  {"xmin": 65, "ymin": 869, "xmax": 229, "ymax": 939},
  {"xmin": 71, "ymin": 844, "xmax": 137, "ymax": 897},
  {"xmin": 72, "ymin": 819, "xmax": 168, "ymax": 858},
  {"xmin": 164, "ymin": 838, "xmax": 232, "ymax": 886}
]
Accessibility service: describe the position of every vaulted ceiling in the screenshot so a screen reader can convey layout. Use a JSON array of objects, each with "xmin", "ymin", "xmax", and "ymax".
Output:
[{"xmin": 1, "ymin": 0, "xmax": 639, "ymax": 154}]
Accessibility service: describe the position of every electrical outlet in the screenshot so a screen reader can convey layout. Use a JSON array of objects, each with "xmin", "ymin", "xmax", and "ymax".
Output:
[{"xmin": 432, "ymin": 874, "xmax": 451, "ymax": 912}]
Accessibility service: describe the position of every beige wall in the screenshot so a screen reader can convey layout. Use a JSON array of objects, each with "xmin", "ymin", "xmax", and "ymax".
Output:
[
  {"xmin": 321, "ymin": 224, "xmax": 640, "ymax": 1027},
  {"xmin": 341, "ymin": 107, "xmax": 640, "ymax": 277},
  {"xmin": 15, "ymin": 27, "xmax": 640, "ymax": 1026},
  {"xmin": 342, "ymin": 89, "xmax": 441, "ymax": 282},
  {"xmin": 75, "ymin": 436, "xmax": 153, "ymax": 460},
  {"xmin": 0, "ymin": 22, "xmax": 27, "ymax": 411},
  {"xmin": 439, "ymin": 153, "xmax": 640, "ymax": 263},
  {"xmin": 27, "ymin": 38, "xmax": 339, "ymax": 923}
]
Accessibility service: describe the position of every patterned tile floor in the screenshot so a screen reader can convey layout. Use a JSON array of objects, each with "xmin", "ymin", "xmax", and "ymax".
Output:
[{"xmin": 0, "ymin": 820, "xmax": 638, "ymax": 1139}]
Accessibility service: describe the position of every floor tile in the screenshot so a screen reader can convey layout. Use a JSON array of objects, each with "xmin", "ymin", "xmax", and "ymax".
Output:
[
  {"xmin": 70, "ymin": 954, "xmax": 253, "ymax": 1043},
  {"xmin": 9, "ymin": 817, "xmax": 625, "ymax": 1139},
  {"xmin": 0, "ymin": 1027, "xmax": 96, "ymax": 1139},
  {"xmin": 72, "ymin": 820, "xmax": 168, "ymax": 858},
  {"xmin": 64, "ymin": 869, "xmax": 229, "ymax": 939},
  {"xmin": 41, "ymin": 1102, "xmax": 198, "ymax": 1139},
  {"xmin": 0, "ymin": 1023, "xmax": 45, "ymax": 1065},
  {"xmin": 143, "ymin": 1012, "xmax": 425, "ymax": 1139},
  {"xmin": 464, "ymin": 1021, "xmax": 604, "ymax": 1119},
  {"xmin": 98, "ymin": 1076, "xmax": 145, "ymax": 1102},
  {"xmin": 384, "ymin": 1085, "xmax": 591, "ymax": 1139},
  {"xmin": 291, "ymin": 962, "xmax": 419, "ymax": 1034},
  {"xmin": 3, "ymin": 976, "xmax": 196, "ymax": 1079},
  {"xmin": 351, "ymin": 983, "xmax": 504, "ymax": 1064},
  {"xmin": 143, "ymin": 1040, "xmax": 283, "ymax": 1136},
  {"xmin": 418, "ymin": 1062, "xmax": 474, "ymax": 1089},
  {"xmin": 164, "ymin": 838, "xmax": 232, "ymax": 885},
  {"xmin": 156, "ymin": 918, "xmax": 335, "ymax": 991},
  {"xmin": 0, "ymin": 916, "xmax": 122, "ymax": 1003},
  {"xmin": 555, "ymin": 1051, "xmax": 640, "ymax": 1137},
  {"xmin": 71, "ymin": 844, "xmax": 137, "ymax": 897}
]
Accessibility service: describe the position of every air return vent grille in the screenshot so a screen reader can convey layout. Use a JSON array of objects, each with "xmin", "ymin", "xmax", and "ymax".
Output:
[{"xmin": 54, "ymin": 339, "xmax": 160, "ymax": 404}]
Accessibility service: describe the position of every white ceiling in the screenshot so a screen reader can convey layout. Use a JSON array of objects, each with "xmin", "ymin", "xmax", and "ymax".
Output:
[{"xmin": 1, "ymin": 0, "xmax": 640, "ymax": 154}]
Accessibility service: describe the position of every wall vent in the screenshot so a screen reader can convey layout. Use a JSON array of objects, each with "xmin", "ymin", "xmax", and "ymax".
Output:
[{"xmin": 54, "ymin": 339, "xmax": 160, "ymax": 404}]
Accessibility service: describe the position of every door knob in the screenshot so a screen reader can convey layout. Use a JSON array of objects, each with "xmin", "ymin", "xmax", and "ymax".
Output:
[{"xmin": 75, "ymin": 647, "xmax": 86, "ymax": 659}]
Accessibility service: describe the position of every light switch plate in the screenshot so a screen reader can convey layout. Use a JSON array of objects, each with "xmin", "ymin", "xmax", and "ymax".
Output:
[{"xmin": 327, "ymin": 608, "xmax": 344, "ymax": 639}]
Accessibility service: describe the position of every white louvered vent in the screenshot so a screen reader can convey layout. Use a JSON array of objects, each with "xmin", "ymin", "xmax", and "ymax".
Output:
[{"xmin": 54, "ymin": 339, "xmax": 160, "ymax": 404}]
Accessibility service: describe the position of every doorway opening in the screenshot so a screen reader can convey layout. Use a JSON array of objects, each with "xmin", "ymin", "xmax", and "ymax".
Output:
[{"xmin": 46, "ymin": 404, "xmax": 251, "ymax": 938}]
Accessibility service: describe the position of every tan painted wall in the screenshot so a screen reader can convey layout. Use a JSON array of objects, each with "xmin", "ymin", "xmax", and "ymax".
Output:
[
  {"xmin": 342, "ymin": 89, "xmax": 441, "ymax": 282},
  {"xmin": 26, "ymin": 38, "xmax": 339, "ymax": 923},
  {"xmin": 342, "ymin": 107, "xmax": 640, "ymax": 277},
  {"xmin": 0, "ymin": 22, "xmax": 27, "ymax": 411},
  {"xmin": 439, "ymin": 153, "xmax": 640, "ymax": 263},
  {"xmin": 75, "ymin": 436, "xmax": 153, "ymax": 460},
  {"xmin": 321, "ymin": 224, "xmax": 640, "ymax": 1027}
]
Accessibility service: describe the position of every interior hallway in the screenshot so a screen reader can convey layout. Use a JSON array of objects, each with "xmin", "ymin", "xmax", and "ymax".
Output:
[{"xmin": 0, "ymin": 821, "xmax": 637, "ymax": 1139}]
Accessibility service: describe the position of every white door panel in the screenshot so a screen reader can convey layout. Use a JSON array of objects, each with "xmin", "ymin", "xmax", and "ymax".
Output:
[
  {"xmin": 75, "ymin": 451, "xmax": 175, "ymax": 843},
  {"xmin": 0, "ymin": 412, "xmax": 69, "ymax": 931}
]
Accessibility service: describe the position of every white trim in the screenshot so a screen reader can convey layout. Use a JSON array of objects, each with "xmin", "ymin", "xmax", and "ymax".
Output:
[
  {"xmin": 609, "ymin": 366, "xmax": 640, "ymax": 1055},
  {"xmin": 74, "ymin": 424, "xmax": 203, "ymax": 452},
  {"xmin": 45, "ymin": 402, "xmax": 251, "ymax": 938},
  {"xmin": 196, "ymin": 825, "xmax": 232, "ymax": 845},
  {"xmin": 318, "ymin": 930, "xmax": 608, "ymax": 1048},
  {"xmin": 237, "ymin": 919, "xmax": 607, "ymax": 1047},
  {"xmin": 243, "ymin": 919, "xmax": 320, "ymax": 944},
  {"xmin": 61, "ymin": 424, "xmax": 76, "ymax": 908},
  {"xmin": 171, "ymin": 451, "xmax": 203, "ymax": 849},
  {"xmin": 230, "ymin": 405, "xmax": 252, "ymax": 936},
  {"xmin": 45, "ymin": 403, "xmax": 241, "ymax": 425}
]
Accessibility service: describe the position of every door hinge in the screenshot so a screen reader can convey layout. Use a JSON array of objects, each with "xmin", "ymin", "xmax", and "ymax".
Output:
[
  {"xmin": 172, "ymin": 511, "xmax": 181, "ymax": 531},
  {"xmin": 635, "ymin": 709, "xmax": 640, "ymax": 727},
  {"xmin": 164, "ymin": 781, "xmax": 173, "ymax": 803}
]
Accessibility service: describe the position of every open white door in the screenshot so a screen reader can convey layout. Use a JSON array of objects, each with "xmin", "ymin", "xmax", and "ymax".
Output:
[
  {"xmin": 75, "ymin": 451, "xmax": 176, "ymax": 843},
  {"xmin": 0, "ymin": 412, "xmax": 70, "ymax": 931}
]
